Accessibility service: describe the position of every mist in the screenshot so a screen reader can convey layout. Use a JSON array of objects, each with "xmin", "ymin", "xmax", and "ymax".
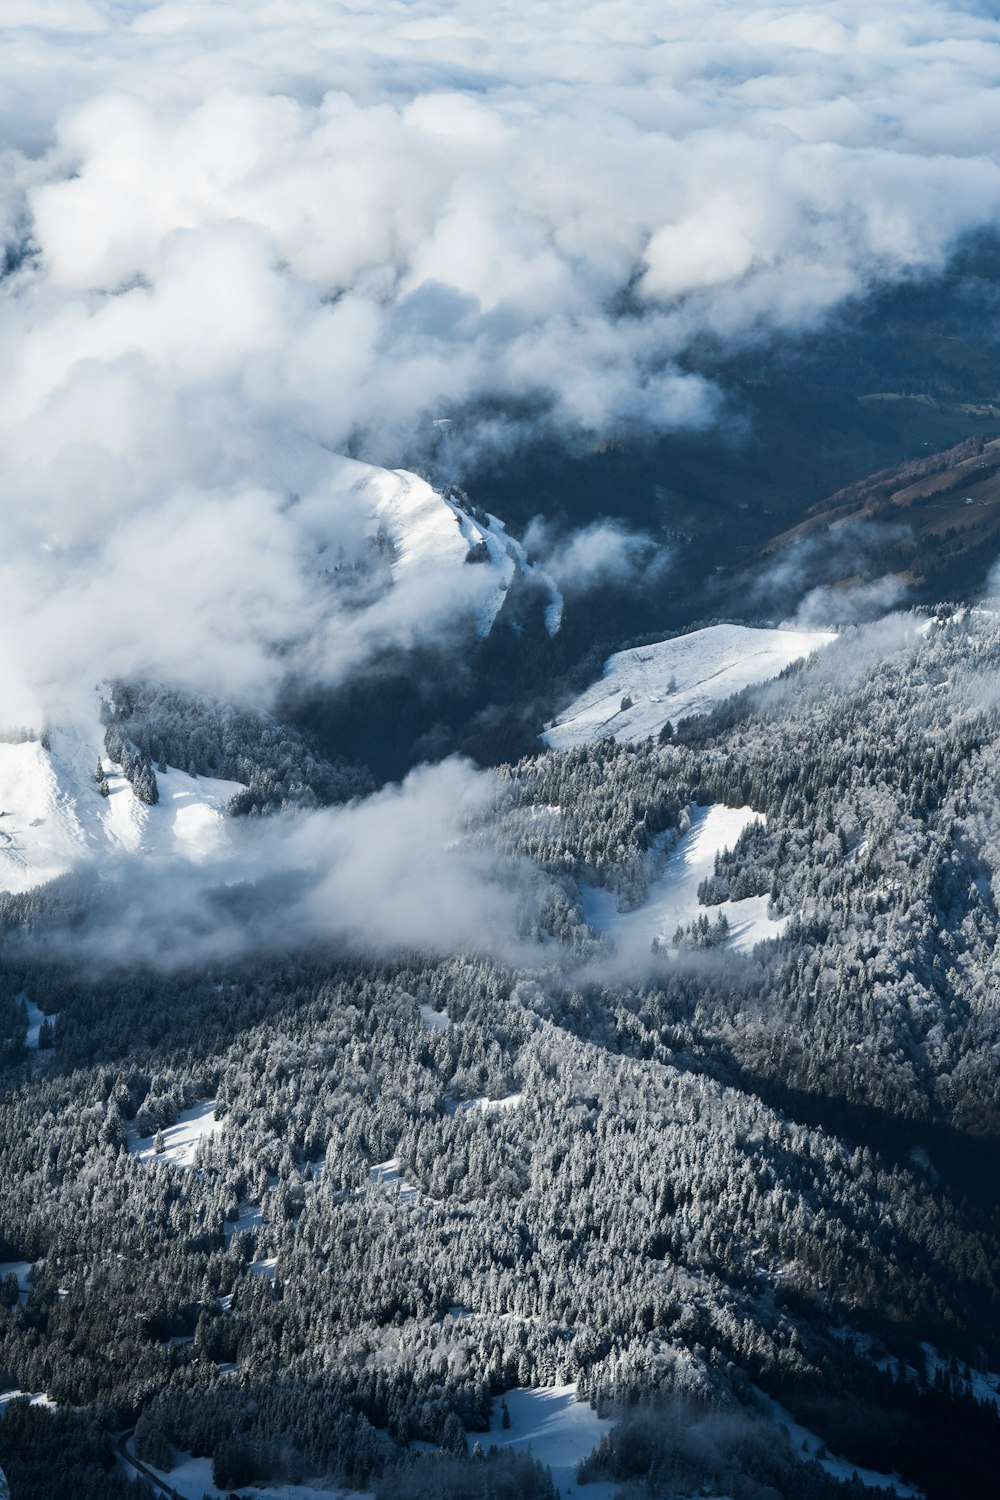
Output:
[{"xmin": 8, "ymin": 757, "xmax": 546, "ymax": 972}]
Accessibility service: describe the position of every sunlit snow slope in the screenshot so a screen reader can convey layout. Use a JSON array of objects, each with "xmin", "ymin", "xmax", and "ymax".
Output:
[
  {"xmin": 0, "ymin": 727, "xmax": 243, "ymax": 895},
  {"xmin": 267, "ymin": 435, "xmax": 560, "ymax": 637},
  {"xmin": 583, "ymin": 804, "xmax": 786, "ymax": 959},
  {"xmin": 544, "ymin": 624, "xmax": 835, "ymax": 749}
]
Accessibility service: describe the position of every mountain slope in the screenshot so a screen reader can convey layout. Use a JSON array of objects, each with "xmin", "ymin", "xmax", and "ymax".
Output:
[
  {"xmin": 0, "ymin": 728, "xmax": 243, "ymax": 895},
  {"xmin": 544, "ymin": 623, "xmax": 835, "ymax": 749},
  {"xmin": 266, "ymin": 435, "xmax": 552, "ymax": 640}
]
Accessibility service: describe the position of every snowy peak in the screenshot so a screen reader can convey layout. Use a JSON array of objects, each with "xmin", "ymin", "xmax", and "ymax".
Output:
[
  {"xmin": 544, "ymin": 623, "xmax": 836, "ymax": 750},
  {"xmin": 266, "ymin": 434, "xmax": 552, "ymax": 639},
  {"xmin": 363, "ymin": 466, "xmax": 519, "ymax": 635}
]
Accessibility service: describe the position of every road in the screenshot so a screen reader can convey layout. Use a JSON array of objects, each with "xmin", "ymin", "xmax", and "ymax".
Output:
[{"xmin": 112, "ymin": 1428, "xmax": 191, "ymax": 1500}]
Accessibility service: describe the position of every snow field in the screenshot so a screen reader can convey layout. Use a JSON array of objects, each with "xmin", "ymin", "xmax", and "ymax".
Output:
[
  {"xmin": 484, "ymin": 1384, "xmax": 615, "ymax": 1500},
  {"xmin": 583, "ymin": 804, "xmax": 786, "ymax": 959},
  {"xmin": 544, "ymin": 623, "xmax": 836, "ymax": 750},
  {"xmin": 0, "ymin": 725, "xmax": 245, "ymax": 895},
  {"xmin": 127, "ymin": 1100, "xmax": 222, "ymax": 1168}
]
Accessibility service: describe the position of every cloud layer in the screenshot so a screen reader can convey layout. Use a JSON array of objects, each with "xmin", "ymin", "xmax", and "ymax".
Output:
[
  {"xmin": 3, "ymin": 1, "xmax": 1000, "ymax": 715},
  {"xmin": 21, "ymin": 757, "xmax": 540, "ymax": 971}
]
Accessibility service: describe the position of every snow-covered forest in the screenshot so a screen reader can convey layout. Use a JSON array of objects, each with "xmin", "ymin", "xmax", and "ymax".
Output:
[{"xmin": 2, "ymin": 608, "xmax": 1000, "ymax": 1498}]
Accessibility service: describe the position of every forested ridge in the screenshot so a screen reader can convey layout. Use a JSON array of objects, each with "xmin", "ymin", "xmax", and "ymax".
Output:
[{"xmin": 3, "ymin": 610, "xmax": 1000, "ymax": 1498}]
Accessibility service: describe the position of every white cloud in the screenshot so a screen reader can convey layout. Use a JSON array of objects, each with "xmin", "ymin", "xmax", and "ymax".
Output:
[
  {"xmin": 525, "ymin": 517, "xmax": 668, "ymax": 596},
  {"xmin": 29, "ymin": 757, "xmax": 540, "ymax": 970},
  {"xmin": 0, "ymin": 0, "xmax": 999, "ymax": 715}
]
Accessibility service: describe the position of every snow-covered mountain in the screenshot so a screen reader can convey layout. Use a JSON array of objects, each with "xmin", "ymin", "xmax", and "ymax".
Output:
[
  {"xmin": 0, "ymin": 727, "xmax": 242, "ymax": 896},
  {"xmin": 544, "ymin": 623, "xmax": 836, "ymax": 750},
  {"xmin": 266, "ymin": 436, "xmax": 562, "ymax": 639}
]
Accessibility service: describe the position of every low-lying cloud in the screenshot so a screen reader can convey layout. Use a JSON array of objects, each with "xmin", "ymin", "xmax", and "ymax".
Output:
[
  {"xmin": 523, "ymin": 517, "xmax": 669, "ymax": 596},
  {"xmin": 18, "ymin": 758, "xmax": 541, "ymax": 971}
]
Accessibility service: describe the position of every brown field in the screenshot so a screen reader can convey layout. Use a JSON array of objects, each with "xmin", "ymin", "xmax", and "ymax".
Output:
[{"xmin": 762, "ymin": 433, "xmax": 1000, "ymax": 582}]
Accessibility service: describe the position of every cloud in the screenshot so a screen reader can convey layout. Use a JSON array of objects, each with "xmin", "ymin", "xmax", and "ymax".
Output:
[
  {"xmin": 1, "ymin": 1, "xmax": 1000, "ymax": 717},
  {"xmin": 748, "ymin": 518, "xmax": 915, "ymax": 622},
  {"xmin": 18, "ymin": 758, "xmax": 542, "ymax": 971},
  {"xmin": 790, "ymin": 573, "xmax": 910, "ymax": 627},
  {"xmin": 524, "ymin": 517, "xmax": 669, "ymax": 596}
]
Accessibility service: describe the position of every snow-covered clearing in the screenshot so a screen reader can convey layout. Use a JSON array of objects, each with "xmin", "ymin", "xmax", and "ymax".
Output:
[
  {"xmin": 23, "ymin": 999, "xmax": 57, "ymax": 1050},
  {"xmin": 120, "ymin": 1439, "xmax": 370, "ymax": 1500},
  {"xmin": 544, "ymin": 623, "xmax": 835, "ymax": 749},
  {"xmin": 484, "ymin": 1385, "xmax": 615, "ymax": 1500},
  {"xmin": 104, "ymin": 760, "xmax": 244, "ymax": 862},
  {"xmin": 224, "ymin": 1203, "xmax": 264, "ymax": 1246},
  {"xmin": 757, "ymin": 1393, "xmax": 922, "ymax": 1496},
  {"xmin": 0, "ymin": 726, "xmax": 244, "ymax": 895},
  {"xmin": 0, "ymin": 1390, "xmax": 56, "ymax": 1413},
  {"xmin": 450, "ymin": 1093, "xmax": 523, "ymax": 1116},
  {"xmin": 583, "ymin": 804, "xmax": 785, "ymax": 959},
  {"xmin": 368, "ymin": 1158, "xmax": 425, "ymax": 1205},
  {"xmin": 128, "ymin": 1100, "xmax": 222, "ymax": 1167},
  {"xmin": 0, "ymin": 1263, "xmax": 32, "ymax": 1302}
]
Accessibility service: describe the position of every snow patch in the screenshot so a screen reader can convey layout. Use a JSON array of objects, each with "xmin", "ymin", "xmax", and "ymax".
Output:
[
  {"xmin": 419, "ymin": 1003, "xmax": 450, "ymax": 1030},
  {"xmin": 23, "ymin": 999, "xmax": 56, "ymax": 1050},
  {"xmin": 0, "ymin": 1262, "xmax": 32, "ymax": 1302},
  {"xmin": 368, "ymin": 1158, "xmax": 425, "ymax": 1205},
  {"xmin": 757, "ymin": 1392, "xmax": 922, "ymax": 1496},
  {"xmin": 544, "ymin": 624, "xmax": 836, "ymax": 749},
  {"xmin": 0, "ymin": 727, "xmax": 245, "ymax": 895},
  {"xmin": 224, "ymin": 1203, "xmax": 264, "ymax": 1247},
  {"xmin": 485, "ymin": 1385, "xmax": 615, "ymax": 1500},
  {"xmin": 120, "ymin": 1439, "xmax": 369, "ymax": 1500},
  {"xmin": 127, "ymin": 1100, "xmax": 222, "ymax": 1168},
  {"xmin": 450, "ymin": 1093, "xmax": 523, "ymax": 1116},
  {"xmin": 583, "ymin": 804, "xmax": 785, "ymax": 958},
  {"xmin": 0, "ymin": 1390, "xmax": 56, "ymax": 1413}
]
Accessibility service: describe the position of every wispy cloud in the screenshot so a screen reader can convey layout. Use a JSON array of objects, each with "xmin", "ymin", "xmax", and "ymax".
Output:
[{"xmin": 15, "ymin": 758, "xmax": 543, "ymax": 971}]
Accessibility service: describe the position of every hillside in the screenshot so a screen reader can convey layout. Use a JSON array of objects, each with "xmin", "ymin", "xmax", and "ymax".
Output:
[
  {"xmin": 265, "ymin": 437, "xmax": 559, "ymax": 642},
  {"xmin": 3, "ymin": 608, "xmax": 1000, "ymax": 1499},
  {"xmin": 0, "ymin": 729, "xmax": 243, "ymax": 895},
  {"xmin": 543, "ymin": 623, "xmax": 835, "ymax": 749}
]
